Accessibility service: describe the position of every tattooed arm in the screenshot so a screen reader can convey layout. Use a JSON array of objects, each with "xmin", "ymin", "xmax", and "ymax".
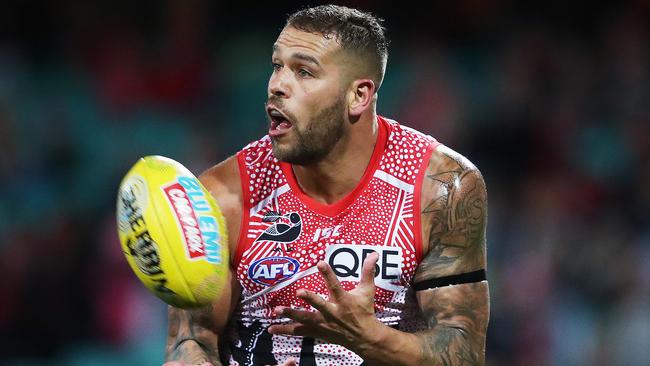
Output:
[
  {"xmin": 358, "ymin": 146, "xmax": 489, "ymax": 365},
  {"xmin": 165, "ymin": 271, "xmax": 241, "ymax": 365},
  {"xmin": 266, "ymin": 145, "xmax": 489, "ymax": 365},
  {"xmin": 164, "ymin": 157, "xmax": 244, "ymax": 365},
  {"xmin": 165, "ymin": 305, "xmax": 222, "ymax": 365},
  {"xmin": 351, "ymin": 145, "xmax": 489, "ymax": 365},
  {"xmin": 411, "ymin": 145, "xmax": 490, "ymax": 365}
]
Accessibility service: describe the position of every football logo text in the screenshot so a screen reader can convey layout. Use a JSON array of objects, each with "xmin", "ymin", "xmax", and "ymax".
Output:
[
  {"xmin": 164, "ymin": 176, "xmax": 222, "ymax": 264},
  {"xmin": 248, "ymin": 256, "xmax": 300, "ymax": 286}
]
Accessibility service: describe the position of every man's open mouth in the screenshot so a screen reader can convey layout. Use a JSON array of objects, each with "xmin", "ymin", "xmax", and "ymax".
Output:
[{"xmin": 267, "ymin": 107, "xmax": 293, "ymax": 136}]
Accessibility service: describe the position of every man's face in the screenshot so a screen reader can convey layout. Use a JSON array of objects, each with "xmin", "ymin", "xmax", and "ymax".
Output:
[{"xmin": 266, "ymin": 26, "xmax": 349, "ymax": 165}]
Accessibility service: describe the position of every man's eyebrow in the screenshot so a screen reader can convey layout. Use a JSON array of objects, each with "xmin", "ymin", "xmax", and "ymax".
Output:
[
  {"xmin": 272, "ymin": 45, "xmax": 321, "ymax": 68},
  {"xmin": 292, "ymin": 53, "xmax": 321, "ymax": 67}
]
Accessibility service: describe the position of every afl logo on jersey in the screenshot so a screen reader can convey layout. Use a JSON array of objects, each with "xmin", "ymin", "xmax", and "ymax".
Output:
[{"xmin": 248, "ymin": 256, "xmax": 300, "ymax": 286}]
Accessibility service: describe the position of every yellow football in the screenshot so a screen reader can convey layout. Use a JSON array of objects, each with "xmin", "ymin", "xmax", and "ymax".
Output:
[{"xmin": 116, "ymin": 155, "xmax": 228, "ymax": 308}]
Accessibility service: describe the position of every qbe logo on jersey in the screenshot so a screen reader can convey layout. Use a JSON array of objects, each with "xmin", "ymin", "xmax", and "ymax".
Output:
[
  {"xmin": 248, "ymin": 256, "xmax": 300, "ymax": 286},
  {"xmin": 326, "ymin": 244, "xmax": 403, "ymax": 291}
]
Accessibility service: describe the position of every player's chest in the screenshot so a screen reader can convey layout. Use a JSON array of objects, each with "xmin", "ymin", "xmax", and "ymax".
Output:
[{"xmin": 236, "ymin": 187, "xmax": 421, "ymax": 295}]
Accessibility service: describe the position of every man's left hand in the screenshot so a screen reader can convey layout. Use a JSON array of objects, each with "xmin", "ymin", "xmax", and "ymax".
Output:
[{"xmin": 267, "ymin": 252, "xmax": 383, "ymax": 352}]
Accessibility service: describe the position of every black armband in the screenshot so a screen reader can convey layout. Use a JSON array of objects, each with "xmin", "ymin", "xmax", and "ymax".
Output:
[{"xmin": 413, "ymin": 269, "xmax": 486, "ymax": 291}]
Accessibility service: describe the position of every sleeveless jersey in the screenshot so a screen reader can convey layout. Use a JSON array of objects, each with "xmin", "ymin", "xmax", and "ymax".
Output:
[{"xmin": 228, "ymin": 116, "xmax": 439, "ymax": 366}]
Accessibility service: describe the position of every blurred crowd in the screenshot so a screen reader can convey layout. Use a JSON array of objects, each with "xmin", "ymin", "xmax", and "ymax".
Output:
[{"xmin": 0, "ymin": 1, "xmax": 648, "ymax": 365}]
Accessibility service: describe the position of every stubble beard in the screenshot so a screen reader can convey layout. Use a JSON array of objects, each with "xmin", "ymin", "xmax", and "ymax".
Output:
[{"xmin": 270, "ymin": 97, "xmax": 346, "ymax": 166}]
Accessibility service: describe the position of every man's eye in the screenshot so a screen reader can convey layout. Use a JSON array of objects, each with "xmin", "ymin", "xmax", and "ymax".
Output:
[
  {"xmin": 297, "ymin": 69, "xmax": 312, "ymax": 78},
  {"xmin": 272, "ymin": 63, "xmax": 282, "ymax": 71}
]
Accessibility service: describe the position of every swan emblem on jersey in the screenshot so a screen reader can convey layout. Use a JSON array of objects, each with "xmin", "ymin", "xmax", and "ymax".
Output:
[{"xmin": 255, "ymin": 211, "xmax": 302, "ymax": 244}]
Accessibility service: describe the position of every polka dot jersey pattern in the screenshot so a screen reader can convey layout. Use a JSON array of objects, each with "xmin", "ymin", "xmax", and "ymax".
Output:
[{"xmin": 229, "ymin": 117, "xmax": 439, "ymax": 366}]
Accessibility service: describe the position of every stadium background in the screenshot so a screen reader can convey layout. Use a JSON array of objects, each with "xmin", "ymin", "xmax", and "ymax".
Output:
[{"xmin": 0, "ymin": 1, "xmax": 648, "ymax": 365}]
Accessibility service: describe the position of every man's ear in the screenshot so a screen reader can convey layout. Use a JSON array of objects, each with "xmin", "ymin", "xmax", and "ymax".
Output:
[{"xmin": 347, "ymin": 79, "xmax": 376, "ymax": 120}]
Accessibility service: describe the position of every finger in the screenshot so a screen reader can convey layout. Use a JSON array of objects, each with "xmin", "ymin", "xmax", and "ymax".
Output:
[
  {"xmin": 275, "ymin": 306, "xmax": 325, "ymax": 325},
  {"xmin": 317, "ymin": 261, "xmax": 345, "ymax": 300},
  {"xmin": 360, "ymin": 251, "xmax": 379, "ymax": 290},
  {"xmin": 268, "ymin": 323, "xmax": 314, "ymax": 336},
  {"xmin": 284, "ymin": 357, "xmax": 297, "ymax": 366},
  {"xmin": 272, "ymin": 305, "xmax": 288, "ymax": 317},
  {"xmin": 270, "ymin": 321, "xmax": 339, "ymax": 342},
  {"xmin": 267, "ymin": 323, "xmax": 295, "ymax": 335},
  {"xmin": 273, "ymin": 305, "xmax": 324, "ymax": 321},
  {"xmin": 296, "ymin": 289, "xmax": 334, "ymax": 315}
]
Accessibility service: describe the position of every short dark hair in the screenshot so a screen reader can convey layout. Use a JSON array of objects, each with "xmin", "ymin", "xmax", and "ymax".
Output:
[{"xmin": 286, "ymin": 4, "xmax": 388, "ymax": 91}]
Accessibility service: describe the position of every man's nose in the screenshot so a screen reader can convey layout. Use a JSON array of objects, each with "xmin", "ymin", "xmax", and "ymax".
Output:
[{"xmin": 268, "ymin": 70, "xmax": 290, "ymax": 98}]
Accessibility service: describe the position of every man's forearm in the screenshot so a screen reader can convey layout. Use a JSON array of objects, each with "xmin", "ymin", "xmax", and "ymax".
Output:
[
  {"xmin": 353, "ymin": 323, "xmax": 484, "ymax": 366},
  {"xmin": 167, "ymin": 338, "xmax": 222, "ymax": 366},
  {"xmin": 354, "ymin": 282, "xmax": 489, "ymax": 366},
  {"xmin": 166, "ymin": 306, "xmax": 222, "ymax": 365}
]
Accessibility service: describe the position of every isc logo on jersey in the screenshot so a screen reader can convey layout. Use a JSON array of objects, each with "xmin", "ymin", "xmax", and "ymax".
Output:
[
  {"xmin": 248, "ymin": 256, "xmax": 300, "ymax": 286},
  {"xmin": 163, "ymin": 176, "xmax": 222, "ymax": 264},
  {"xmin": 326, "ymin": 244, "xmax": 404, "ymax": 291}
]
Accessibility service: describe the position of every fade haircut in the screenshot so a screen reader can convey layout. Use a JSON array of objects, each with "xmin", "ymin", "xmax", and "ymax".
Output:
[{"xmin": 286, "ymin": 4, "xmax": 389, "ymax": 92}]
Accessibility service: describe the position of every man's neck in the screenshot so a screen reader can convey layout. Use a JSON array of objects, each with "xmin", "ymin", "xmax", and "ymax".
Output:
[{"xmin": 292, "ymin": 113, "xmax": 379, "ymax": 205}]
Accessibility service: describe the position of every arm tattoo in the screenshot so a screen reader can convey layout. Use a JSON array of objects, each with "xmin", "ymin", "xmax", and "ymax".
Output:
[
  {"xmin": 419, "ymin": 152, "xmax": 487, "ymax": 279},
  {"xmin": 416, "ymin": 282, "xmax": 489, "ymax": 366},
  {"xmin": 414, "ymin": 148, "xmax": 489, "ymax": 365},
  {"xmin": 166, "ymin": 306, "xmax": 222, "ymax": 365}
]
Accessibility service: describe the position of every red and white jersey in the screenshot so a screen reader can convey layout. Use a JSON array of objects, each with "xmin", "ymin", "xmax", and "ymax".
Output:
[{"xmin": 228, "ymin": 117, "xmax": 439, "ymax": 366}]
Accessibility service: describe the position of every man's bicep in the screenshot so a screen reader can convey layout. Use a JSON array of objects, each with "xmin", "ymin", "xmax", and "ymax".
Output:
[
  {"xmin": 410, "ymin": 146, "xmax": 489, "ymax": 364},
  {"xmin": 416, "ymin": 147, "xmax": 488, "ymax": 283}
]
